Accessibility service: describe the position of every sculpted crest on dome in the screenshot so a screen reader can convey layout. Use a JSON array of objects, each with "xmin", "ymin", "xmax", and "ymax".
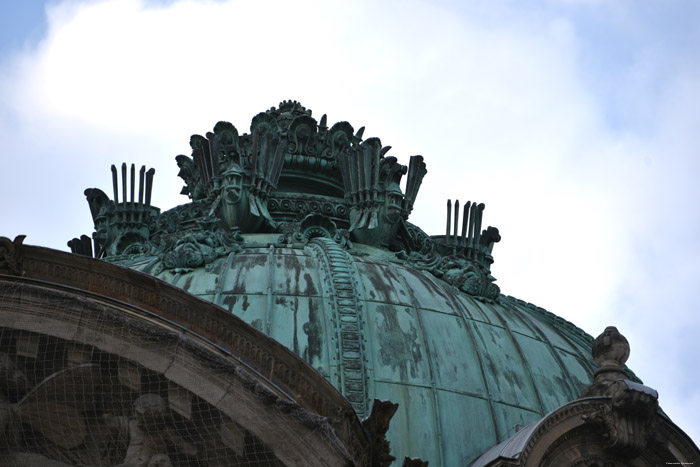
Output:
[{"xmin": 71, "ymin": 101, "xmax": 501, "ymax": 299}]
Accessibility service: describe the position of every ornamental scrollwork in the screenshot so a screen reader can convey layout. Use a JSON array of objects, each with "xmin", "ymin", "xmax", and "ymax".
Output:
[{"xmin": 276, "ymin": 214, "xmax": 351, "ymax": 249}]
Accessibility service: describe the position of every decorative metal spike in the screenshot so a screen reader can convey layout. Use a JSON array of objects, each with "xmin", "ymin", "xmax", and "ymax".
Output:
[
  {"xmin": 474, "ymin": 203, "xmax": 485, "ymax": 252},
  {"xmin": 145, "ymin": 168, "xmax": 155, "ymax": 208},
  {"xmin": 453, "ymin": 200, "xmax": 460, "ymax": 252},
  {"xmin": 446, "ymin": 199, "xmax": 452, "ymax": 239},
  {"xmin": 138, "ymin": 166, "xmax": 145, "ymax": 204},
  {"xmin": 111, "ymin": 165, "xmax": 119, "ymax": 203},
  {"xmin": 461, "ymin": 201, "xmax": 471, "ymax": 248},
  {"xmin": 130, "ymin": 164, "xmax": 135, "ymax": 204},
  {"xmin": 121, "ymin": 163, "xmax": 127, "ymax": 206},
  {"xmin": 468, "ymin": 202, "xmax": 477, "ymax": 250}
]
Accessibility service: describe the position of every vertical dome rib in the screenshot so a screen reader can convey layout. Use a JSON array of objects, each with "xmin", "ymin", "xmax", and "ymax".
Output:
[
  {"xmin": 308, "ymin": 237, "xmax": 369, "ymax": 417},
  {"xmin": 401, "ymin": 274, "xmax": 443, "ymax": 467},
  {"xmin": 308, "ymin": 243, "xmax": 343, "ymax": 389},
  {"xmin": 264, "ymin": 245, "xmax": 275, "ymax": 335},
  {"xmin": 473, "ymin": 299, "xmax": 547, "ymax": 434},
  {"xmin": 442, "ymin": 285, "xmax": 500, "ymax": 454},
  {"xmin": 499, "ymin": 299, "xmax": 582, "ymax": 398}
]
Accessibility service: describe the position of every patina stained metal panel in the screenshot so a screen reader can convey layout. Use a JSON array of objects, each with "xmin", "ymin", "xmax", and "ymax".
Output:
[
  {"xmin": 453, "ymin": 293, "xmax": 500, "ymax": 325},
  {"xmin": 512, "ymin": 333, "xmax": 577, "ymax": 410},
  {"xmin": 470, "ymin": 321, "xmax": 541, "ymax": 411},
  {"xmin": 523, "ymin": 312, "xmax": 588, "ymax": 355},
  {"xmin": 268, "ymin": 295, "xmax": 330, "ymax": 377},
  {"xmin": 418, "ymin": 309, "xmax": 487, "ymax": 396},
  {"xmin": 222, "ymin": 250, "xmax": 270, "ymax": 295},
  {"xmin": 436, "ymin": 389, "xmax": 497, "ymax": 467},
  {"xmin": 478, "ymin": 299, "xmax": 538, "ymax": 337},
  {"xmin": 553, "ymin": 349, "xmax": 593, "ymax": 394},
  {"xmin": 491, "ymin": 402, "xmax": 543, "ymax": 444},
  {"xmin": 354, "ymin": 260, "xmax": 412, "ymax": 306},
  {"xmin": 174, "ymin": 257, "xmax": 226, "ymax": 294},
  {"xmin": 218, "ymin": 293, "xmax": 268, "ymax": 332},
  {"xmin": 393, "ymin": 267, "xmax": 459, "ymax": 315},
  {"xmin": 364, "ymin": 302, "xmax": 431, "ymax": 385},
  {"xmin": 271, "ymin": 249, "xmax": 322, "ymax": 297},
  {"xmin": 373, "ymin": 381, "xmax": 438, "ymax": 466}
]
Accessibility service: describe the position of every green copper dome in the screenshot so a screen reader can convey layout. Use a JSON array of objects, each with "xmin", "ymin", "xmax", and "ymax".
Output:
[
  {"xmin": 72, "ymin": 101, "xmax": 599, "ymax": 465},
  {"xmin": 113, "ymin": 241, "xmax": 595, "ymax": 465}
]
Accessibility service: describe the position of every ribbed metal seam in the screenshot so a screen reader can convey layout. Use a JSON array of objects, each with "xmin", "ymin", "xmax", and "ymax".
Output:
[{"xmin": 308, "ymin": 238, "xmax": 368, "ymax": 417}]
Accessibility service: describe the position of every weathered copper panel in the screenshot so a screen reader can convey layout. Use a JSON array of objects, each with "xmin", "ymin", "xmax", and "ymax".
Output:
[
  {"xmin": 554, "ymin": 348, "xmax": 592, "ymax": 395},
  {"xmin": 365, "ymin": 302, "xmax": 431, "ymax": 385},
  {"xmin": 373, "ymin": 381, "xmax": 438, "ymax": 466},
  {"xmin": 223, "ymin": 250, "xmax": 270, "ymax": 295},
  {"xmin": 453, "ymin": 292, "xmax": 499, "ymax": 324},
  {"xmin": 354, "ymin": 260, "xmax": 412, "ymax": 306},
  {"xmin": 418, "ymin": 309, "xmax": 487, "ymax": 396},
  {"xmin": 470, "ymin": 321, "xmax": 541, "ymax": 411},
  {"xmin": 219, "ymin": 294, "xmax": 268, "ymax": 332},
  {"xmin": 175, "ymin": 256, "xmax": 226, "ymax": 294},
  {"xmin": 512, "ymin": 333, "xmax": 574, "ymax": 410},
  {"xmin": 491, "ymin": 402, "xmax": 542, "ymax": 444},
  {"xmin": 525, "ymin": 311, "xmax": 587, "ymax": 354},
  {"xmin": 269, "ymin": 295, "xmax": 330, "ymax": 377},
  {"xmin": 394, "ymin": 267, "xmax": 458, "ymax": 315},
  {"xmin": 437, "ymin": 390, "xmax": 497, "ymax": 466},
  {"xmin": 478, "ymin": 299, "xmax": 536, "ymax": 336},
  {"xmin": 271, "ymin": 249, "xmax": 323, "ymax": 296}
]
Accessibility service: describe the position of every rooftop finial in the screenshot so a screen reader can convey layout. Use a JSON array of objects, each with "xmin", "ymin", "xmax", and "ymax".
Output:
[
  {"xmin": 441, "ymin": 199, "xmax": 499, "ymax": 270},
  {"xmin": 77, "ymin": 163, "xmax": 159, "ymax": 257}
]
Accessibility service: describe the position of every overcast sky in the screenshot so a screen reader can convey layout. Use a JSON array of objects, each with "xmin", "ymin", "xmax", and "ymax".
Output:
[{"xmin": 1, "ymin": 0, "xmax": 699, "ymax": 446}]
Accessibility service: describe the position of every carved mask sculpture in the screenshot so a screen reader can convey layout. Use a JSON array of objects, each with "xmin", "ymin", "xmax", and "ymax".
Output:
[
  {"xmin": 218, "ymin": 163, "xmax": 261, "ymax": 233},
  {"xmin": 384, "ymin": 181, "xmax": 403, "ymax": 225}
]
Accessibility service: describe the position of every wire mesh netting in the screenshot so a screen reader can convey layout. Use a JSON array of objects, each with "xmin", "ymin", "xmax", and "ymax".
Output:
[{"xmin": 0, "ymin": 282, "xmax": 295, "ymax": 467}]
